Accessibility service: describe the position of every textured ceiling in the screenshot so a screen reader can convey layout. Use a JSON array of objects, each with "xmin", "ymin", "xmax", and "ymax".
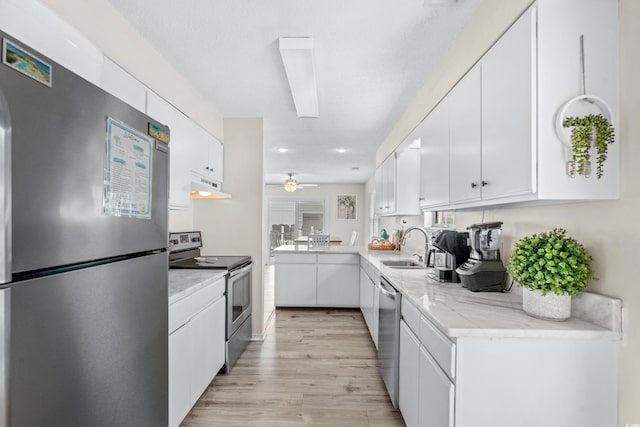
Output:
[{"xmin": 109, "ymin": 0, "xmax": 480, "ymax": 185}]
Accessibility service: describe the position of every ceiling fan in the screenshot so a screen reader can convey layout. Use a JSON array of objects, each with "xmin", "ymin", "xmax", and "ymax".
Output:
[{"xmin": 268, "ymin": 173, "xmax": 318, "ymax": 192}]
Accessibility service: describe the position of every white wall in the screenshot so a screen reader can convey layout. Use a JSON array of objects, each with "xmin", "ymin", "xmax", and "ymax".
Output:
[
  {"xmin": 265, "ymin": 183, "xmax": 366, "ymax": 244},
  {"xmin": 374, "ymin": 0, "xmax": 640, "ymax": 422},
  {"xmin": 194, "ymin": 118, "xmax": 265, "ymax": 337}
]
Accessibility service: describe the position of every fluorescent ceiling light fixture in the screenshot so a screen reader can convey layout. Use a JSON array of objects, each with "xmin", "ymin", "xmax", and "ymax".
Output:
[
  {"xmin": 277, "ymin": 148, "xmax": 289, "ymax": 153},
  {"xmin": 279, "ymin": 37, "xmax": 319, "ymax": 118},
  {"xmin": 336, "ymin": 148, "xmax": 347, "ymax": 153}
]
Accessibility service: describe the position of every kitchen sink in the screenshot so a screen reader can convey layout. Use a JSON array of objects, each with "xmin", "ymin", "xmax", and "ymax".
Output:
[{"xmin": 380, "ymin": 259, "xmax": 425, "ymax": 269}]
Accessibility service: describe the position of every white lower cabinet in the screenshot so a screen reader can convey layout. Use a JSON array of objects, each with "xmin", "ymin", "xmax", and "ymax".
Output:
[
  {"xmin": 274, "ymin": 253, "xmax": 359, "ymax": 307},
  {"xmin": 359, "ymin": 265, "xmax": 379, "ymax": 348},
  {"xmin": 399, "ymin": 320, "xmax": 420, "ymax": 427},
  {"xmin": 317, "ymin": 255, "xmax": 359, "ymax": 307},
  {"xmin": 190, "ymin": 297, "xmax": 225, "ymax": 401},
  {"xmin": 275, "ymin": 262, "xmax": 317, "ymax": 306},
  {"xmin": 419, "ymin": 345, "xmax": 455, "ymax": 427},
  {"xmin": 168, "ymin": 324, "xmax": 192, "ymax": 427},
  {"xmin": 168, "ymin": 277, "xmax": 226, "ymax": 427},
  {"xmin": 398, "ymin": 299, "xmax": 618, "ymax": 427}
]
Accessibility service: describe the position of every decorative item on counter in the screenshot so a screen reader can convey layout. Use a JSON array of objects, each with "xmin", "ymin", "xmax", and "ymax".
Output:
[
  {"xmin": 507, "ymin": 228, "xmax": 594, "ymax": 321},
  {"xmin": 380, "ymin": 228, "xmax": 389, "ymax": 240}
]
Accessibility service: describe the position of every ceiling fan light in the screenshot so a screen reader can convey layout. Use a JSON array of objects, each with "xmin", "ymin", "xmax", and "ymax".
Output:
[{"xmin": 284, "ymin": 178, "xmax": 298, "ymax": 192}]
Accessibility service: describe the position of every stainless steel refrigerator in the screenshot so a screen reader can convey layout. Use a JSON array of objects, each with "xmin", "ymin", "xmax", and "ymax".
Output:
[{"xmin": 0, "ymin": 31, "xmax": 169, "ymax": 426}]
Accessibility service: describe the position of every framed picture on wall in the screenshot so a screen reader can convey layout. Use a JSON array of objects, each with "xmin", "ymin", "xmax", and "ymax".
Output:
[{"xmin": 337, "ymin": 195, "xmax": 356, "ymax": 220}]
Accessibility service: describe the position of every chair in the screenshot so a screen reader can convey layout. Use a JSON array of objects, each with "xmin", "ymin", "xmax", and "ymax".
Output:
[
  {"xmin": 349, "ymin": 231, "xmax": 358, "ymax": 246},
  {"xmin": 308, "ymin": 234, "xmax": 330, "ymax": 247}
]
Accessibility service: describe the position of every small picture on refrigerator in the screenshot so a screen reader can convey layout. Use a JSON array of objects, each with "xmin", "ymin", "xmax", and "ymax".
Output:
[
  {"xmin": 337, "ymin": 195, "xmax": 356, "ymax": 220},
  {"xmin": 2, "ymin": 38, "xmax": 52, "ymax": 87}
]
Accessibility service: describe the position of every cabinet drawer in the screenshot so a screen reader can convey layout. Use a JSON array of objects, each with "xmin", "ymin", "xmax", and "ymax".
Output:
[
  {"xmin": 275, "ymin": 253, "xmax": 317, "ymax": 264},
  {"xmin": 169, "ymin": 296, "xmax": 192, "ymax": 334},
  {"xmin": 419, "ymin": 315, "xmax": 456, "ymax": 380},
  {"xmin": 318, "ymin": 254, "xmax": 359, "ymax": 264},
  {"xmin": 401, "ymin": 299, "xmax": 421, "ymax": 334},
  {"xmin": 191, "ymin": 278, "xmax": 225, "ymax": 315}
]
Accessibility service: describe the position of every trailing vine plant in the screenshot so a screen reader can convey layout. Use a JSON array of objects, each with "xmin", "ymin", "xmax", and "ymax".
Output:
[{"xmin": 562, "ymin": 113, "xmax": 615, "ymax": 179}]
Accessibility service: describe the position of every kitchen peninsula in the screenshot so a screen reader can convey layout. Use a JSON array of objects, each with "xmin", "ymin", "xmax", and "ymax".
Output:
[{"xmin": 274, "ymin": 244, "xmax": 621, "ymax": 426}]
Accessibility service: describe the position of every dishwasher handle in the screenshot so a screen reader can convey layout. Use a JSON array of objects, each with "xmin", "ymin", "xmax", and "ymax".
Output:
[{"xmin": 379, "ymin": 278, "xmax": 398, "ymax": 298}]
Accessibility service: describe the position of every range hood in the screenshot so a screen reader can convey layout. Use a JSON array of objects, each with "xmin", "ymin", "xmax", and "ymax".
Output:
[{"xmin": 190, "ymin": 173, "xmax": 232, "ymax": 200}]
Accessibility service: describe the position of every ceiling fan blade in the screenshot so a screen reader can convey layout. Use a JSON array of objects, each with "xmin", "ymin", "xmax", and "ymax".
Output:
[{"xmin": 298, "ymin": 183, "xmax": 318, "ymax": 188}]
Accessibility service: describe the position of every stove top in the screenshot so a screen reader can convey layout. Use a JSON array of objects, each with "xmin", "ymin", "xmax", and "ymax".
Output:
[
  {"xmin": 170, "ymin": 255, "xmax": 251, "ymax": 271},
  {"xmin": 168, "ymin": 231, "xmax": 251, "ymax": 270}
]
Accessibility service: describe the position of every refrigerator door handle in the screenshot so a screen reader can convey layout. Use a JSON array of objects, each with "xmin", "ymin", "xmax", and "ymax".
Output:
[
  {"xmin": 0, "ymin": 288, "xmax": 10, "ymax": 427},
  {"xmin": 0, "ymin": 86, "xmax": 11, "ymax": 285}
]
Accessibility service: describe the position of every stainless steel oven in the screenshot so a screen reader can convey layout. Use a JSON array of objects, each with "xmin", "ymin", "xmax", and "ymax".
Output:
[
  {"xmin": 225, "ymin": 261, "xmax": 252, "ymax": 372},
  {"xmin": 168, "ymin": 231, "xmax": 252, "ymax": 373}
]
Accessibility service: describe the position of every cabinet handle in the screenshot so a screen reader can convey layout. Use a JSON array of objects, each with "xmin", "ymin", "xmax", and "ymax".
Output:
[
  {"xmin": 481, "ymin": 180, "xmax": 488, "ymax": 187},
  {"xmin": 205, "ymin": 166, "xmax": 210, "ymax": 171},
  {"xmin": 419, "ymin": 196, "xmax": 425, "ymax": 201},
  {"xmin": 385, "ymin": 206, "xmax": 390, "ymax": 209},
  {"xmin": 471, "ymin": 182, "xmax": 478, "ymax": 188}
]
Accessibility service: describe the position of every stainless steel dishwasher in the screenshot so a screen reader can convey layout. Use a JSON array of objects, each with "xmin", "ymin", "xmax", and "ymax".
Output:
[{"xmin": 377, "ymin": 276, "xmax": 401, "ymax": 408}]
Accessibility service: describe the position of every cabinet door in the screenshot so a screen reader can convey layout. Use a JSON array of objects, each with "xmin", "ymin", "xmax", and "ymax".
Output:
[
  {"xmin": 481, "ymin": 6, "xmax": 535, "ymax": 200},
  {"xmin": 208, "ymin": 137, "xmax": 224, "ymax": 183},
  {"xmin": 190, "ymin": 297, "xmax": 225, "ymax": 405},
  {"xmin": 375, "ymin": 166, "xmax": 385, "ymax": 215},
  {"xmin": 418, "ymin": 346, "xmax": 455, "ymax": 427},
  {"xmin": 399, "ymin": 320, "xmax": 421, "ymax": 427},
  {"xmin": 383, "ymin": 155, "xmax": 396, "ymax": 214},
  {"xmin": 371, "ymin": 277, "xmax": 379, "ymax": 349},
  {"xmin": 169, "ymin": 324, "xmax": 192, "ymax": 427},
  {"xmin": 146, "ymin": 91, "xmax": 192, "ymax": 209},
  {"xmin": 99, "ymin": 57, "xmax": 146, "ymax": 112},
  {"xmin": 359, "ymin": 267, "xmax": 369, "ymax": 321},
  {"xmin": 191, "ymin": 123, "xmax": 212, "ymax": 179},
  {"xmin": 449, "ymin": 65, "xmax": 482, "ymax": 204},
  {"xmin": 317, "ymin": 264, "xmax": 359, "ymax": 307},
  {"xmin": 419, "ymin": 98, "xmax": 450, "ymax": 208},
  {"xmin": 395, "ymin": 144, "xmax": 422, "ymax": 215},
  {"xmin": 275, "ymin": 263, "xmax": 317, "ymax": 306}
]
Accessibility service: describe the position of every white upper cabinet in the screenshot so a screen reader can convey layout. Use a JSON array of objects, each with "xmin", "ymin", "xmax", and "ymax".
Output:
[
  {"xmin": 480, "ymin": 6, "xmax": 535, "ymax": 201},
  {"xmin": 192, "ymin": 126, "xmax": 224, "ymax": 184},
  {"xmin": 376, "ymin": 145, "xmax": 421, "ymax": 217},
  {"xmin": 417, "ymin": 0, "xmax": 618, "ymax": 211},
  {"xmin": 419, "ymin": 97, "xmax": 450, "ymax": 209},
  {"xmin": 146, "ymin": 91, "xmax": 192, "ymax": 210},
  {"xmin": 99, "ymin": 57, "xmax": 147, "ymax": 113},
  {"xmin": 448, "ymin": 65, "xmax": 481, "ymax": 204}
]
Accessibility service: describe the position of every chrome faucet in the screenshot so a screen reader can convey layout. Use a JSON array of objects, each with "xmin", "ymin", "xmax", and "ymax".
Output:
[{"xmin": 401, "ymin": 226, "xmax": 430, "ymax": 264}]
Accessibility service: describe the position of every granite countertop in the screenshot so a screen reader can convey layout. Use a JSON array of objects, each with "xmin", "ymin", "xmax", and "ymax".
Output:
[
  {"xmin": 274, "ymin": 244, "xmax": 622, "ymax": 340},
  {"xmin": 169, "ymin": 269, "xmax": 227, "ymax": 305}
]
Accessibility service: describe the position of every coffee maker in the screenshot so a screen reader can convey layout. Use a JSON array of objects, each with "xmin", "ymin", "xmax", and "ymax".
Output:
[
  {"xmin": 429, "ymin": 229, "xmax": 470, "ymax": 283},
  {"xmin": 456, "ymin": 222, "xmax": 507, "ymax": 291}
]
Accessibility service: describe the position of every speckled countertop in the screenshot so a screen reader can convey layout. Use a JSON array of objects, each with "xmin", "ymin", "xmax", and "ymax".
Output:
[
  {"xmin": 274, "ymin": 245, "xmax": 622, "ymax": 340},
  {"xmin": 169, "ymin": 269, "xmax": 227, "ymax": 305}
]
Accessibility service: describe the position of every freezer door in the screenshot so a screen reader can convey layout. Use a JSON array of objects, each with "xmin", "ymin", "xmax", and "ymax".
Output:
[
  {"xmin": 9, "ymin": 252, "xmax": 168, "ymax": 427},
  {"xmin": 0, "ymin": 30, "xmax": 169, "ymax": 275}
]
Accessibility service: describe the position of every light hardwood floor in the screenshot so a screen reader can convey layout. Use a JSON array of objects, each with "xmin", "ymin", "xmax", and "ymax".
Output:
[{"xmin": 181, "ymin": 308, "xmax": 405, "ymax": 427}]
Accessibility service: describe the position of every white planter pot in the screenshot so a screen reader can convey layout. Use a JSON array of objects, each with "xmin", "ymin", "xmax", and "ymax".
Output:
[{"xmin": 522, "ymin": 287, "xmax": 571, "ymax": 321}]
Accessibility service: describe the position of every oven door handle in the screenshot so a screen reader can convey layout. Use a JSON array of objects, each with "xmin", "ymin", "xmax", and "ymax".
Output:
[{"xmin": 229, "ymin": 263, "xmax": 252, "ymax": 278}]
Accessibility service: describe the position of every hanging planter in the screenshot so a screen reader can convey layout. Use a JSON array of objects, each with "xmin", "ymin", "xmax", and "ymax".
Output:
[
  {"xmin": 563, "ymin": 112, "xmax": 615, "ymax": 179},
  {"xmin": 555, "ymin": 94, "xmax": 615, "ymax": 179}
]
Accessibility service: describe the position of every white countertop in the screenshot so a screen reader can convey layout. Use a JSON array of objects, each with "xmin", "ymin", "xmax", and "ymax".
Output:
[
  {"xmin": 274, "ymin": 244, "xmax": 622, "ymax": 340},
  {"xmin": 169, "ymin": 269, "xmax": 227, "ymax": 305}
]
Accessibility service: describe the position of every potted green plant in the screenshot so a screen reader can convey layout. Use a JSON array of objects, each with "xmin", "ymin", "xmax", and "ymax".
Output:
[
  {"xmin": 562, "ymin": 113, "xmax": 615, "ymax": 179},
  {"xmin": 507, "ymin": 228, "xmax": 594, "ymax": 321}
]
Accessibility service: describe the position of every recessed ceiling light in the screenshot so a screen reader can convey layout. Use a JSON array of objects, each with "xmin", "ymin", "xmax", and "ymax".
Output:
[
  {"xmin": 336, "ymin": 148, "xmax": 347, "ymax": 153},
  {"xmin": 277, "ymin": 148, "xmax": 289, "ymax": 153}
]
